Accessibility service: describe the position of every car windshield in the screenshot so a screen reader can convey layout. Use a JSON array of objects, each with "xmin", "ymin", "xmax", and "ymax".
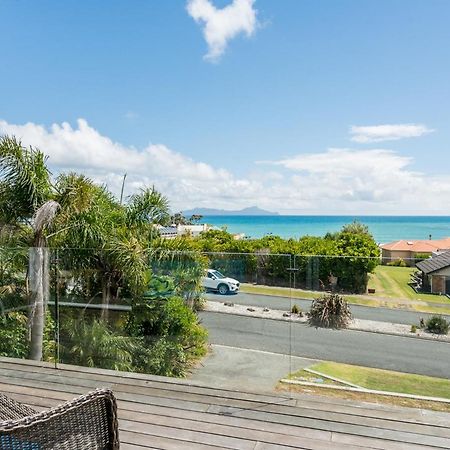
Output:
[{"xmin": 211, "ymin": 270, "xmax": 225, "ymax": 279}]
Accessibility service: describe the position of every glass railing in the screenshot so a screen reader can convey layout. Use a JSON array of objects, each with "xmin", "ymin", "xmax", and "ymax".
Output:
[{"xmin": 1, "ymin": 247, "xmax": 450, "ymax": 405}]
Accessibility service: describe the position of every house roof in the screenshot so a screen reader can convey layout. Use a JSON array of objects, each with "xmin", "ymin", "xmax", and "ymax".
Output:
[
  {"xmin": 380, "ymin": 237, "xmax": 450, "ymax": 253},
  {"xmin": 416, "ymin": 250, "xmax": 450, "ymax": 274},
  {"xmin": 159, "ymin": 226, "xmax": 178, "ymax": 235}
]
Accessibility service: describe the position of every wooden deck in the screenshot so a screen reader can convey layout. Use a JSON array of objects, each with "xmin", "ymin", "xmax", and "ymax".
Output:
[{"xmin": 1, "ymin": 357, "xmax": 449, "ymax": 449}]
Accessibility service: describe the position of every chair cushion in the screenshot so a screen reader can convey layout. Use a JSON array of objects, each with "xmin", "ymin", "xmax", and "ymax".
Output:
[{"xmin": 0, "ymin": 435, "xmax": 41, "ymax": 449}]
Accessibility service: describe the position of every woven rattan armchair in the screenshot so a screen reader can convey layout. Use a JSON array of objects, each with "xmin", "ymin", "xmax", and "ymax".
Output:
[{"xmin": 0, "ymin": 388, "xmax": 119, "ymax": 449}]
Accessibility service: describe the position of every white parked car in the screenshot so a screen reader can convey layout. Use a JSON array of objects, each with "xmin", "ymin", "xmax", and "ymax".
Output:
[{"xmin": 202, "ymin": 269, "xmax": 240, "ymax": 295}]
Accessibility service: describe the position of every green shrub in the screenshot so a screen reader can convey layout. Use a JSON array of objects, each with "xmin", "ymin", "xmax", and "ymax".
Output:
[
  {"xmin": 291, "ymin": 304, "xmax": 301, "ymax": 314},
  {"xmin": 194, "ymin": 223, "xmax": 380, "ymax": 293},
  {"xmin": 410, "ymin": 325, "xmax": 417, "ymax": 333},
  {"xmin": 0, "ymin": 312, "xmax": 28, "ymax": 358},
  {"xmin": 308, "ymin": 293, "xmax": 352, "ymax": 329},
  {"xmin": 42, "ymin": 312, "xmax": 56, "ymax": 362},
  {"xmin": 0, "ymin": 311, "xmax": 55, "ymax": 360},
  {"xmin": 414, "ymin": 253, "xmax": 430, "ymax": 262},
  {"xmin": 387, "ymin": 258, "xmax": 407, "ymax": 267},
  {"xmin": 60, "ymin": 318, "xmax": 136, "ymax": 371},
  {"xmin": 132, "ymin": 337, "xmax": 188, "ymax": 378},
  {"xmin": 425, "ymin": 316, "xmax": 449, "ymax": 335},
  {"xmin": 127, "ymin": 275, "xmax": 208, "ymax": 377}
]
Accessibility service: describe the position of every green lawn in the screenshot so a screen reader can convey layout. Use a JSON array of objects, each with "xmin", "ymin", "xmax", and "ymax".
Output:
[
  {"xmin": 297, "ymin": 362, "xmax": 450, "ymax": 399},
  {"xmin": 241, "ymin": 264, "xmax": 450, "ymax": 314},
  {"xmin": 241, "ymin": 283, "xmax": 317, "ymax": 300},
  {"xmin": 367, "ymin": 265, "xmax": 445, "ymax": 303},
  {"xmin": 241, "ymin": 282, "xmax": 450, "ymax": 315}
]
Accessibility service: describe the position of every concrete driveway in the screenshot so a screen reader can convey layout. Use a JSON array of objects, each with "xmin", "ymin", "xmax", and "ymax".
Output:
[{"xmin": 189, "ymin": 344, "xmax": 315, "ymax": 393}]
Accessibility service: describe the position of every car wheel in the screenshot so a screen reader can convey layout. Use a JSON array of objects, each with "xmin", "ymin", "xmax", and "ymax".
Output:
[{"xmin": 218, "ymin": 284, "xmax": 229, "ymax": 295}]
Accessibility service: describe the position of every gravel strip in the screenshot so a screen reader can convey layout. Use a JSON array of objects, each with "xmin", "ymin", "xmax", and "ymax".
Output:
[{"xmin": 205, "ymin": 300, "xmax": 450, "ymax": 342}]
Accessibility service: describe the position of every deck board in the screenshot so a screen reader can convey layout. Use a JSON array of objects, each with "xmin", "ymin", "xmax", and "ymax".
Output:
[
  {"xmin": 0, "ymin": 357, "xmax": 449, "ymax": 449},
  {"xmin": 0, "ymin": 358, "xmax": 443, "ymax": 426}
]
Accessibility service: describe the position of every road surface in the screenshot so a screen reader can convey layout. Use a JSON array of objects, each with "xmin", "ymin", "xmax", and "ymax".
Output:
[{"xmin": 199, "ymin": 311, "xmax": 450, "ymax": 379}]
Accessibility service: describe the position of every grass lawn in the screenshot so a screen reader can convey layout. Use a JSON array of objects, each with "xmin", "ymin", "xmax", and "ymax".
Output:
[
  {"xmin": 241, "ymin": 283, "xmax": 317, "ymax": 300},
  {"xmin": 241, "ymin": 282, "xmax": 450, "ymax": 315},
  {"xmin": 367, "ymin": 265, "xmax": 444, "ymax": 303},
  {"xmin": 282, "ymin": 361, "xmax": 450, "ymax": 412},
  {"xmin": 278, "ymin": 384, "xmax": 450, "ymax": 413},
  {"xmin": 304, "ymin": 361, "xmax": 450, "ymax": 399}
]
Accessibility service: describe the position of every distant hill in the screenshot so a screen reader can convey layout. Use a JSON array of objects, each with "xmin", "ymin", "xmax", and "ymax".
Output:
[{"xmin": 182, "ymin": 206, "xmax": 278, "ymax": 216}]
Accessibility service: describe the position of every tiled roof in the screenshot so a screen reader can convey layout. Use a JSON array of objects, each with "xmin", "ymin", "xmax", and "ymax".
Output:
[
  {"xmin": 416, "ymin": 250, "xmax": 450, "ymax": 274},
  {"xmin": 380, "ymin": 237, "xmax": 450, "ymax": 252}
]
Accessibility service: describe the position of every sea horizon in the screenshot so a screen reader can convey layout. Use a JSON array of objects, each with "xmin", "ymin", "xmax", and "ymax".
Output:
[{"xmin": 200, "ymin": 215, "xmax": 450, "ymax": 243}]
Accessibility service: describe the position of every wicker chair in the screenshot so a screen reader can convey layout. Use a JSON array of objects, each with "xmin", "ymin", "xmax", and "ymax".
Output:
[{"xmin": 0, "ymin": 388, "xmax": 119, "ymax": 449}]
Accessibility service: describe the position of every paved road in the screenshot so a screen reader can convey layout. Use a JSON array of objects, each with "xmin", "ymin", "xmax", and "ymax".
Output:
[
  {"xmin": 199, "ymin": 311, "xmax": 450, "ymax": 379},
  {"xmin": 205, "ymin": 292, "xmax": 450, "ymax": 325}
]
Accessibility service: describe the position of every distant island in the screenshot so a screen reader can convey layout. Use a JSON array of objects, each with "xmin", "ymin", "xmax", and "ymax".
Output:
[{"xmin": 182, "ymin": 206, "xmax": 279, "ymax": 216}]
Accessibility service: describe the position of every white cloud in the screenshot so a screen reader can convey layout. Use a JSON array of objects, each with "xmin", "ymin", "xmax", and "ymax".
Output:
[
  {"xmin": 187, "ymin": 0, "xmax": 258, "ymax": 61},
  {"xmin": 261, "ymin": 148, "xmax": 450, "ymax": 214},
  {"xmin": 350, "ymin": 124, "xmax": 434, "ymax": 143},
  {"xmin": 1, "ymin": 119, "xmax": 450, "ymax": 215},
  {"xmin": 0, "ymin": 118, "xmax": 262, "ymax": 212},
  {"xmin": 271, "ymin": 148, "xmax": 412, "ymax": 175}
]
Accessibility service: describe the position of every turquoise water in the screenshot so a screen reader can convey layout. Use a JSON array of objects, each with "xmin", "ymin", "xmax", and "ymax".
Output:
[{"xmin": 202, "ymin": 216, "xmax": 450, "ymax": 243}]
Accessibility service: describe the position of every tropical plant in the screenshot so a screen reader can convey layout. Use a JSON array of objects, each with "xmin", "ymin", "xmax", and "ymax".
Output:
[
  {"xmin": 60, "ymin": 317, "xmax": 137, "ymax": 371},
  {"xmin": 127, "ymin": 275, "xmax": 208, "ymax": 376},
  {"xmin": 0, "ymin": 135, "xmax": 207, "ymax": 380},
  {"xmin": 0, "ymin": 136, "xmax": 52, "ymax": 227},
  {"xmin": 0, "ymin": 136, "xmax": 55, "ymax": 360},
  {"xmin": 28, "ymin": 201, "xmax": 60, "ymax": 359},
  {"xmin": 0, "ymin": 310, "xmax": 55, "ymax": 360},
  {"xmin": 308, "ymin": 293, "xmax": 352, "ymax": 329},
  {"xmin": 126, "ymin": 186, "xmax": 170, "ymax": 231},
  {"xmin": 53, "ymin": 176, "xmax": 171, "ymax": 315},
  {"xmin": 0, "ymin": 312, "xmax": 28, "ymax": 358},
  {"xmin": 151, "ymin": 250, "xmax": 208, "ymax": 310}
]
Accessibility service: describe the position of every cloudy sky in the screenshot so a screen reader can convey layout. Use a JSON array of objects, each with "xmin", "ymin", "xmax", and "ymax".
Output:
[{"xmin": 1, "ymin": 0, "xmax": 450, "ymax": 214}]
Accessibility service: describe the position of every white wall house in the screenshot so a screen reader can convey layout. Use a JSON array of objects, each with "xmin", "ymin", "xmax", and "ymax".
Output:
[
  {"xmin": 177, "ymin": 224, "xmax": 209, "ymax": 237},
  {"xmin": 156, "ymin": 224, "xmax": 210, "ymax": 239}
]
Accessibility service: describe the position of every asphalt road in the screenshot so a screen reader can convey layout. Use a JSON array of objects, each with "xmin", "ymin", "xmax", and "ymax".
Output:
[
  {"xmin": 205, "ymin": 292, "xmax": 450, "ymax": 325},
  {"xmin": 199, "ymin": 311, "xmax": 450, "ymax": 379}
]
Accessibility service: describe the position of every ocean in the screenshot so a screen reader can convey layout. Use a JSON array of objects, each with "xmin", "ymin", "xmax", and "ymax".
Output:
[{"xmin": 201, "ymin": 216, "xmax": 450, "ymax": 243}]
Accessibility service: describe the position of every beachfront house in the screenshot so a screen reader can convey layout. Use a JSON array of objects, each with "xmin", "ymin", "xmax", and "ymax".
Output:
[
  {"xmin": 416, "ymin": 250, "xmax": 450, "ymax": 295},
  {"xmin": 380, "ymin": 237, "xmax": 450, "ymax": 266}
]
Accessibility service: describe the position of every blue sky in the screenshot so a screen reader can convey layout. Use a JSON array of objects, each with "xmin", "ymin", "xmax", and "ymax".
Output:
[{"xmin": 1, "ymin": 0, "xmax": 450, "ymax": 214}]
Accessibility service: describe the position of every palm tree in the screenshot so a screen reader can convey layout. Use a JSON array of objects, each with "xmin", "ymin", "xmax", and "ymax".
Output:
[
  {"xmin": 28, "ymin": 200, "xmax": 59, "ymax": 359},
  {"xmin": 52, "ymin": 177, "xmax": 171, "ymax": 317},
  {"xmin": 1, "ymin": 137, "xmax": 174, "ymax": 358},
  {"xmin": 0, "ymin": 136, "xmax": 51, "ymax": 227},
  {"xmin": 0, "ymin": 136, "xmax": 54, "ymax": 360},
  {"xmin": 126, "ymin": 187, "xmax": 170, "ymax": 230}
]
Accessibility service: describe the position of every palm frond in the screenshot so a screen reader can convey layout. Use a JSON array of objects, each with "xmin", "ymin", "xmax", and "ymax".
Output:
[
  {"xmin": 126, "ymin": 186, "xmax": 170, "ymax": 228},
  {"xmin": 33, "ymin": 200, "xmax": 60, "ymax": 234},
  {"xmin": 0, "ymin": 136, "xmax": 52, "ymax": 220}
]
